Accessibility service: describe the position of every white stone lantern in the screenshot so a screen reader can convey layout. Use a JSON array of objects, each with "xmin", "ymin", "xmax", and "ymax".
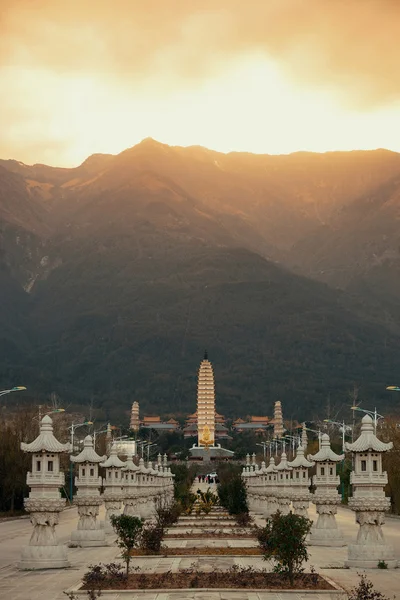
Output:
[
  {"xmin": 264, "ymin": 456, "xmax": 279, "ymax": 517},
  {"xmin": 287, "ymin": 445, "xmax": 314, "ymax": 517},
  {"xmin": 308, "ymin": 433, "xmax": 345, "ymax": 546},
  {"xmin": 19, "ymin": 415, "xmax": 72, "ymax": 570},
  {"xmin": 70, "ymin": 435, "xmax": 106, "ymax": 546},
  {"xmin": 122, "ymin": 454, "xmax": 140, "ymax": 518},
  {"xmin": 136, "ymin": 458, "xmax": 153, "ymax": 519},
  {"xmin": 100, "ymin": 443, "xmax": 126, "ymax": 533},
  {"xmin": 345, "ymin": 415, "xmax": 397, "ymax": 568},
  {"xmin": 275, "ymin": 452, "xmax": 293, "ymax": 514}
]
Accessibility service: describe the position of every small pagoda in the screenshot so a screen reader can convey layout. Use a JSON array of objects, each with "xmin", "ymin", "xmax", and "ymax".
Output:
[
  {"xmin": 308, "ymin": 433, "xmax": 345, "ymax": 546},
  {"xmin": 19, "ymin": 415, "xmax": 72, "ymax": 570},
  {"xmin": 122, "ymin": 453, "xmax": 140, "ymax": 518},
  {"xmin": 70, "ymin": 435, "xmax": 106, "ymax": 546},
  {"xmin": 100, "ymin": 444, "xmax": 126, "ymax": 533},
  {"xmin": 275, "ymin": 451, "xmax": 293, "ymax": 514},
  {"xmin": 288, "ymin": 445, "xmax": 314, "ymax": 517},
  {"xmin": 345, "ymin": 415, "xmax": 396, "ymax": 568}
]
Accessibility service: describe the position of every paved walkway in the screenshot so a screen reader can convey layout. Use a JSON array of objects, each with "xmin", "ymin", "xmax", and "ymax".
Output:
[{"xmin": 1, "ymin": 502, "xmax": 400, "ymax": 599}]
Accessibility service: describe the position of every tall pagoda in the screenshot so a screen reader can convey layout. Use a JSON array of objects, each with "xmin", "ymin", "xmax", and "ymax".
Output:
[{"xmin": 197, "ymin": 351, "xmax": 216, "ymax": 448}]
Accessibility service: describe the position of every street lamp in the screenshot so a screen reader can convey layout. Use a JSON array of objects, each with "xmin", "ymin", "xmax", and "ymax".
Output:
[
  {"xmin": 92, "ymin": 427, "xmax": 108, "ymax": 449},
  {"xmin": 303, "ymin": 427, "xmax": 322, "ymax": 450},
  {"xmin": 282, "ymin": 434, "xmax": 300, "ymax": 458},
  {"xmin": 0, "ymin": 386, "xmax": 27, "ymax": 398},
  {"xmin": 33, "ymin": 408, "xmax": 65, "ymax": 429},
  {"xmin": 146, "ymin": 443, "xmax": 157, "ymax": 461},
  {"xmin": 323, "ymin": 419, "xmax": 352, "ymax": 453},
  {"xmin": 351, "ymin": 406, "xmax": 383, "ymax": 434},
  {"xmin": 68, "ymin": 420, "xmax": 93, "ymax": 501},
  {"xmin": 256, "ymin": 442, "xmax": 268, "ymax": 459}
]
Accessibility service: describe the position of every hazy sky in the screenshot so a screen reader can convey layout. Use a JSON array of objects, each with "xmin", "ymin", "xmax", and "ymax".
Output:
[{"xmin": 2, "ymin": 0, "xmax": 400, "ymax": 166}]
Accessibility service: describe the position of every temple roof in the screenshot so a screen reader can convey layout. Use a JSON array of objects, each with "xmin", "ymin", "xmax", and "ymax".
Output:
[
  {"xmin": 308, "ymin": 433, "xmax": 345, "ymax": 462},
  {"xmin": 21, "ymin": 415, "xmax": 72, "ymax": 453},
  {"xmin": 100, "ymin": 443, "xmax": 126, "ymax": 468},
  {"xmin": 287, "ymin": 445, "xmax": 314, "ymax": 468},
  {"xmin": 70, "ymin": 435, "xmax": 106, "ymax": 463},
  {"xmin": 345, "ymin": 415, "xmax": 393, "ymax": 453}
]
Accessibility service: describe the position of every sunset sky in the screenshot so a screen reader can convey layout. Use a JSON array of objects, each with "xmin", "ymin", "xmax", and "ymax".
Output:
[{"xmin": 2, "ymin": 0, "xmax": 400, "ymax": 166}]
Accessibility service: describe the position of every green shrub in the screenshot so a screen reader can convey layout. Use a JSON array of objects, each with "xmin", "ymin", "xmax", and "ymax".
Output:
[
  {"xmin": 110, "ymin": 514, "xmax": 143, "ymax": 577},
  {"xmin": 256, "ymin": 512, "xmax": 312, "ymax": 587},
  {"xmin": 217, "ymin": 472, "xmax": 248, "ymax": 516}
]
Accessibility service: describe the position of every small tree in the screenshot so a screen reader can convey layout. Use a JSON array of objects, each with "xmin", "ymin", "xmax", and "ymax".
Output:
[
  {"xmin": 217, "ymin": 473, "xmax": 248, "ymax": 515},
  {"xmin": 348, "ymin": 574, "xmax": 392, "ymax": 600},
  {"xmin": 257, "ymin": 512, "xmax": 312, "ymax": 587},
  {"xmin": 110, "ymin": 514, "xmax": 143, "ymax": 578}
]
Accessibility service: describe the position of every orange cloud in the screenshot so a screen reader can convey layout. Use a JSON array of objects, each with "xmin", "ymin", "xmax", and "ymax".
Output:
[{"xmin": 1, "ymin": 0, "xmax": 400, "ymax": 108}]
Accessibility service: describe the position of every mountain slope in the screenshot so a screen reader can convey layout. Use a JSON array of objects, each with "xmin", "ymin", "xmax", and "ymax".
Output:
[{"xmin": 1, "ymin": 140, "xmax": 400, "ymax": 420}]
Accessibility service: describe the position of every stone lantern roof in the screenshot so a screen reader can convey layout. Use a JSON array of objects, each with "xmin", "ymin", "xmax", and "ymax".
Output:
[
  {"xmin": 308, "ymin": 433, "xmax": 344, "ymax": 462},
  {"xmin": 265, "ymin": 457, "xmax": 277, "ymax": 473},
  {"xmin": 100, "ymin": 443, "xmax": 126, "ymax": 468},
  {"xmin": 288, "ymin": 445, "xmax": 314, "ymax": 468},
  {"xmin": 345, "ymin": 415, "xmax": 393, "ymax": 453},
  {"xmin": 138, "ymin": 458, "xmax": 149, "ymax": 474},
  {"xmin": 70, "ymin": 435, "xmax": 106, "ymax": 463},
  {"xmin": 122, "ymin": 454, "xmax": 139, "ymax": 472},
  {"xmin": 275, "ymin": 452, "xmax": 292, "ymax": 471},
  {"xmin": 21, "ymin": 415, "xmax": 71, "ymax": 453}
]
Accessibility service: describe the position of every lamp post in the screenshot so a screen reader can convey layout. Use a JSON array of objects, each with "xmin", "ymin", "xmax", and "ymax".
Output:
[
  {"xmin": 323, "ymin": 419, "xmax": 352, "ymax": 453},
  {"xmin": 34, "ymin": 408, "xmax": 65, "ymax": 430},
  {"xmin": 93, "ymin": 427, "xmax": 108, "ymax": 449},
  {"xmin": 304, "ymin": 427, "xmax": 322, "ymax": 450},
  {"xmin": 68, "ymin": 421, "xmax": 93, "ymax": 502},
  {"xmin": 0, "ymin": 386, "xmax": 26, "ymax": 398},
  {"xmin": 351, "ymin": 406, "xmax": 383, "ymax": 434},
  {"xmin": 146, "ymin": 443, "xmax": 157, "ymax": 462},
  {"xmin": 257, "ymin": 442, "xmax": 267, "ymax": 459},
  {"xmin": 283, "ymin": 434, "xmax": 300, "ymax": 459}
]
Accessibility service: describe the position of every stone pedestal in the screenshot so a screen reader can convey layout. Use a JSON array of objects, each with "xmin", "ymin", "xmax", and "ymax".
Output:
[
  {"xmin": 19, "ymin": 499, "xmax": 69, "ymax": 570},
  {"xmin": 309, "ymin": 496, "xmax": 345, "ymax": 546},
  {"xmin": 276, "ymin": 492, "xmax": 291, "ymax": 515},
  {"xmin": 71, "ymin": 498, "xmax": 106, "ymax": 546},
  {"xmin": 345, "ymin": 498, "xmax": 396, "ymax": 568},
  {"xmin": 103, "ymin": 496, "xmax": 122, "ymax": 533},
  {"xmin": 123, "ymin": 493, "xmax": 141, "ymax": 518},
  {"xmin": 292, "ymin": 494, "xmax": 310, "ymax": 518}
]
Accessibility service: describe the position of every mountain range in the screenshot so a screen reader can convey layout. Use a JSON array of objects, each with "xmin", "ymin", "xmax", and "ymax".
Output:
[{"xmin": 1, "ymin": 139, "xmax": 400, "ymax": 422}]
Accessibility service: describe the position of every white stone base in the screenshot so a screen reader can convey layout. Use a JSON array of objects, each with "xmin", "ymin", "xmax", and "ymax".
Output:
[
  {"xmin": 345, "ymin": 544, "xmax": 397, "ymax": 569},
  {"xmin": 19, "ymin": 544, "xmax": 70, "ymax": 570},
  {"xmin": 71, "ymin": 528, "xmax": 107, "ymax": 547},
  {"xmin": 309, "ymin": 527, "xmax": 345, "ymax": 547}
]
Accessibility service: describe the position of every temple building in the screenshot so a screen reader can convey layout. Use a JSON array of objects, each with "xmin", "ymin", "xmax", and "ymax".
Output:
[
  {"xmin": 141, "ymin": 416, "xmax": 179, "ymax": 433},
  {"xmin": 183, "ymin": 411, "xmax": 229, "ymax": 440},
  {"xmin": 130, "ymin": 401, "xmax": 140, "ymax": 432},
  {"xmin": 233, "ymin": 416, "xmax": 270, "ymax": 434}
]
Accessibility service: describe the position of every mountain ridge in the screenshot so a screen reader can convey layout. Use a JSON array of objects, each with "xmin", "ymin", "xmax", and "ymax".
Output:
[{"xmin": 1, "ymin": 140, "xmax": 400, "ymax": 420}]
